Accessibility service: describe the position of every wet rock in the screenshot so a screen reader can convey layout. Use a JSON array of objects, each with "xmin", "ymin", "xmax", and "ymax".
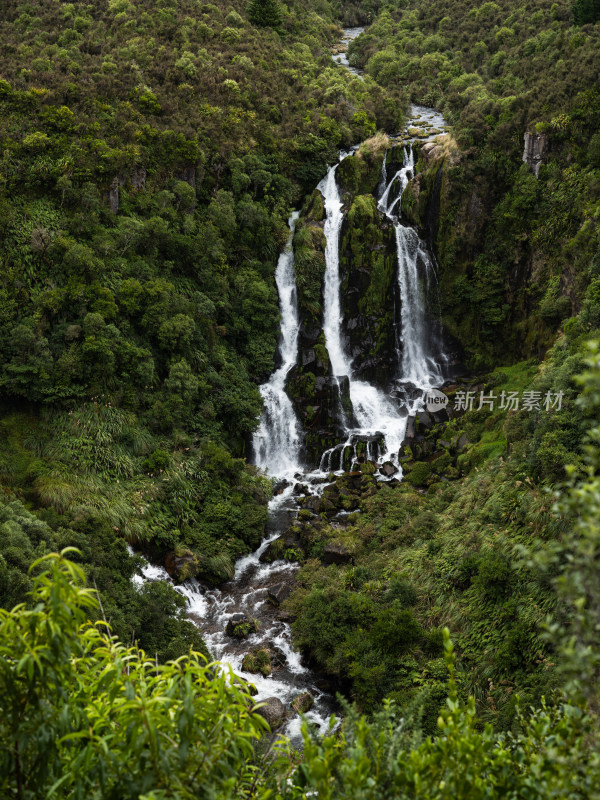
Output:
[
  {"xmin": 380, "ymin": 461, "xmax": 397, "ymax": 477},
  {"xmin": 291, "ymin": 691, "xmax": 315, "ymax": 714},
  {"xmin": 523, "ymin": 132, "xmax": 549, "ymax": 178},
  {"xmin": 255, "ymin": 696, "xmax": 287, "ymax": 730},
  {"xmin": 225, "ymin": 613, "xmax": 258, "ymax": 639},
  {"xmin": 416, "ymin": 410, "xmax": 434, "ymax": 430},
  {"xmin": 323, "ymin": 543, "xmax": 352, "ymax": 565},
  {"xmin": 242, "ymin": 648, "xmax": 272, "ymax": 676},
  {"xmin": 259, "ymin": 537, "xmax": 284, "ymax": 563},
  {"xmin": 164, "ymin": 549, "xmax": 197, "ymax": 582},
  {"xmin": 108, "ymin": 176, "xmax": 119, "ymax": 213},
  {"xmin": 272, "ymin": 479, "xmax": 290, "ymax": 495},
  {"xmin": 268, "ymin": 582, "xmax": 292, "ymax": 606},
  {"xmin": 302, "ymin": 495, "xmax": 322, "ymax": 513},
  {"xmin": 302, "ymin": 348, "xmax": 316, "ymax": 367}
]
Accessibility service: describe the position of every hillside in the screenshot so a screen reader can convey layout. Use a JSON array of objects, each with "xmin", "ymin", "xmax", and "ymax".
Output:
[{"xmin": 1, "ymin": 0, "xmax": 600, "ymax": 796}]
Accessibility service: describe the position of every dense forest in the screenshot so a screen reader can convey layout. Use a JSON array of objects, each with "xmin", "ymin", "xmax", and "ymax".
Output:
[{"xmin": 1, "ymin": 0, "xmax": 600, "ymax": 796}]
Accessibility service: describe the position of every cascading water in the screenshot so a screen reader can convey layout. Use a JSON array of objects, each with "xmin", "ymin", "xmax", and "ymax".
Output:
[
  {"xmin": 130, "ymin": 487, "xmax": 337, "ymax": 748},
  {"xmin": 253, "ymin": 212, "xmax": 303, "ymax": 478},
  {"xmin": 318, "ymin": 161, "xmax": 413, "ymax": 469},
  {"xmin": 379, "ymin": 147, "xmax": 443, "ymax": 388}
]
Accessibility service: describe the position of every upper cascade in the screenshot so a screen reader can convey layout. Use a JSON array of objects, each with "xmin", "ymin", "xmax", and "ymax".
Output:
[
  {"xmin": 379, "ymin": 146, "xmax": 445, "ymax": 387},
  {"xmin": 318, "ymin": 157, "xmax": 412, "ymax": 469}
]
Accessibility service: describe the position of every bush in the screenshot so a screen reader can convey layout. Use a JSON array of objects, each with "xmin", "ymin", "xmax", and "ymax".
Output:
[{"xmin": 404, "ymin": 462, "xmax": 431, "ymax": 487}]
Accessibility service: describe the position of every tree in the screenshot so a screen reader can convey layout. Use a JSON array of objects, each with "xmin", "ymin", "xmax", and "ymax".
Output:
[
  {"xmin": 0, "ymin": 550, "xmax": 292, "ymax": 798},
  {"xmin": 572, "ymin": 0, "xmax": 600, "ymax": 25},
  {"xmin": 247, "ymin": 0, "xmax": 282, "ymax": 28}
]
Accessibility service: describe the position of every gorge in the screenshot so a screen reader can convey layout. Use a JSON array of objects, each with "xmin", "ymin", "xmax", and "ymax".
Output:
[{"xmin": 134, "ymin": 41, "xmax": 455, "ymax": 738}]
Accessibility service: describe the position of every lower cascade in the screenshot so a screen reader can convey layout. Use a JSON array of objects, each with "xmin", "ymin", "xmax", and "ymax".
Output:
[{"xmin": 134, "ymin": 117, "xmax": 450, "ymax": 745}]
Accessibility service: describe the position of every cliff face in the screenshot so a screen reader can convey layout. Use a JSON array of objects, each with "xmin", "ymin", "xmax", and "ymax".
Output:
[
  {"xmin": 399, "ymin": 134, "xmax": 576, "ymax": 370},
  {"xmin": 522, "ymin": 132, "xmax": 550, "ymax": 178}
]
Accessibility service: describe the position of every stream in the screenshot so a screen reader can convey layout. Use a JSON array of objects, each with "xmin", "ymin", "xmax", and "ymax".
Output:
[{"xmin": 133, "ymin": 28, "xmax": 449, "ymax": 747}]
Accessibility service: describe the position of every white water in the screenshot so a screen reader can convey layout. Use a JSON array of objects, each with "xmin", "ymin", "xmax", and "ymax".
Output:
[
  {"xmin": 318, "ymin": 162, "xmax": 409, "ymax": 467},
  {"xmin": 129, "ymin": 489, "xmax": 336, "ymax": 748},
  {"xmin": 252, "ymin": 212, "xmax": 303, "ymax": 478},
  {"xmin": 378, "ymin": 147, "xmax": 443, "ymax": 387}
]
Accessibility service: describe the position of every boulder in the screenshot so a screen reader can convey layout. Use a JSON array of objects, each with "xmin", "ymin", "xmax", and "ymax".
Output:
[
  {"xmin": 242, "ymin": 648, "xmax": 272, "ymax": 676},
  {"xmin": 291, "ymin": 692, "xmax": 315, "ymax": 714},
  {"xmin": 225, "ymin": 613, "xmax": 258, "ymax": 639},
  {"xmin": 273, "ymin": 478, "xmax": 290, "ymax": 496},
  {"xmin": 380, "ymin": 461, "xmax": 397, "ymax": 477},
  {"xmin": 421, "ymin": 141, "xmax": 443, "ymax": 161},
  {"xmin": 164, "ymin": 550, "xmax": 197, "ymax": 582},
  {"xmin": 268, "ymin": 582, "xmax": 292, "ymax": 606},
  {"xmin": 323, "ymin": 543, "xmax": 352, "ymax": 565},
  {"xmin": 255, "ymin": 696, "xmax": 287, "ymax": 730}
]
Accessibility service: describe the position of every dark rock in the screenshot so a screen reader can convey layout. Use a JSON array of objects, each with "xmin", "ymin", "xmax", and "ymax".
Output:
[
  {"xmin": 457, "ymin": 433, "xmax": 470, "ymax": 451},
  {"xmin": 164, "ymin": 550, "xmax": 197, "ymax": 582},
  {"xmin": 417, "ymin": 411, "xmax": 434, "ymax": 429},
  {"xmin": 380, "ymin": 461, "xmax": 397, "ymax": 477},
  {"xmin": 303, "ymin": 495, "xmax": 321, "ymax": 513},
  {"xmin": 291, "ymin": 691, "xmax": 315, "ymax": 714},
  {"xmin": 225, "ymin": 613, "xmax": 258, "ymax": 639},
  {"xmin": 108, "ymin": 176, "xmax": 119, "ymax": 213},
  {"xmin": 302, "ymin": 348, "xmax": 316, "ymax": 367},
  {"xmin": 272, "ymin": 479, "xmax": 290, "ymax": 496},
  {"xmin": 259, "ymin": 537, "xmax": 283, "ymax": 564},
  {"xmin": 255, "ymin": 696, "xmax": 287, "ymax": 730},
  {"xmin": 268, "ymin": 582, "xmax": 292, "ymax": 606},
  {"xmin": 323, "ymin": 543, "xmax": 352, "ymax": 565}
]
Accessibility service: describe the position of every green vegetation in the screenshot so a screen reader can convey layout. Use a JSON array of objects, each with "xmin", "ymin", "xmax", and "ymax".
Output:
[
  {"xmin": 2, "ymin": 0, "xmax": 600, "ymax": 794},
  {"xmin": 285, "ymin": 329, "xmax": 595, "ymax": 729}
]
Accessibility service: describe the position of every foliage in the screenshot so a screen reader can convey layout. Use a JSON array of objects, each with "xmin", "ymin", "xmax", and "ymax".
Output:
[{"xmin": 0, "ymin": 550, "xmax": 293, "ymax": 799}]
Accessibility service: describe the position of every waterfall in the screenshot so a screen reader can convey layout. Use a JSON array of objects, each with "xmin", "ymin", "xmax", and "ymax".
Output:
[
  {"xmin": 379, "ymin": 147, "xmax": 443, "ymax": 388},
  {"xmin": 252, "ymin": 211, "xmax": 303, "ymax": 478},
  {"xmin": 318, "ymin": 163, "xmax": 408, "ymax": 466}
]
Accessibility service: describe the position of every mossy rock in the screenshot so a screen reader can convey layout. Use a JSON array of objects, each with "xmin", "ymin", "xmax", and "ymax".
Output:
[
  {"xmin": 291, "ymin": 691, "xmax": 315, "ymax": 713},
  {"xmin": 225, "ymin": 613, "xmax": 259, "ymax": 639},
  {"xmin": 242, "ymin": 648, "xmax": 272, "ymax": 676}
]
